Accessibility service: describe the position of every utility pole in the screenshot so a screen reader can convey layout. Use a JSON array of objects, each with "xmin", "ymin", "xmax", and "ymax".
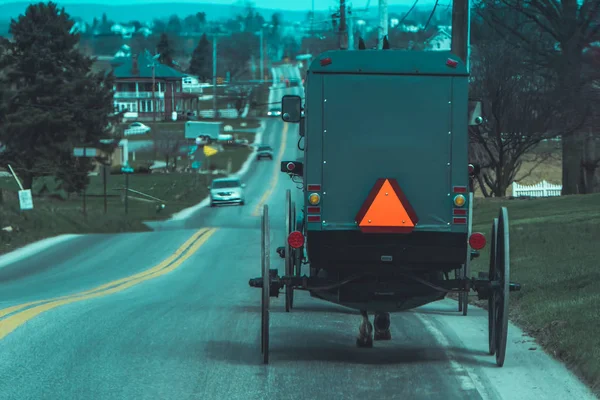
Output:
[
  {"xmin": 347, "ymin": 6, "xmax": 354, "ymax": 50},
  {"xmin": 148, "ymin": 53, "xmax": 160, "ymax": 122},
  {"xmin": 451, "ymin": 0, "xmax": 470, "ymax": 70},
  {"xmin": 259, "ymin": 28, "xmax": 264, "ymax": 81},
  {"xmin": 311, "ymin": 0, "xmax": 315, "ymax": 35},
  {"xmin": 151, "ymin": 64, "xmax": 156, "ymax": 122},
  {"xmin": 339, "ymin": 0, "xmax": 348, "ymax": 50},
  {"xmin": 212, "ymin": 35, "xmax": 218, "ymax": 119},
  {"xmin": 378, "ymin": 0, "xmax": 388, "ymax": 49}
]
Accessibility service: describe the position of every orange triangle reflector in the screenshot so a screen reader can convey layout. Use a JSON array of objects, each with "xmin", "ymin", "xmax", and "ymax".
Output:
[{"xmin": 355, "ymin": 178, "xmax": 419, "ymax": 233}]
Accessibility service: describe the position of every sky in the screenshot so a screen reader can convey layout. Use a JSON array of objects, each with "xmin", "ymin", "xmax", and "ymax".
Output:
[{"xmin": 35, "ymin": 0, "xmax": 439, "ymax": 11}]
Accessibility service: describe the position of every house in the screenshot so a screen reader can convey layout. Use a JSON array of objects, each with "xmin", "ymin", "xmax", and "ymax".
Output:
[
  {"xmin": 110, "ymin": 23, "xmax": 136, "ymax": 39},
  {"xmin": 70, "ymin": 19, "xmax": 89, "ymax": 35},
  {"xmin": 109, "ymin": 51, "xmax": 198, "ymax": 121},
  {"xmin": 114, "ymin": 44, "xmax": 131, "ymax": 58},
  {"xmin": 137, "ymin": 27, "xmax": 152, "ymax": 37},
  {"xmin": 425, "ymin": 28, "xmax": 452, "ymax": 51}
]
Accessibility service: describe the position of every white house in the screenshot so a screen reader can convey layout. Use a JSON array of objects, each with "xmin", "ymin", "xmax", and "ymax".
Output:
[{"xmin": 425, "ymin": 28, "xmax": 452, "ymax": 51}]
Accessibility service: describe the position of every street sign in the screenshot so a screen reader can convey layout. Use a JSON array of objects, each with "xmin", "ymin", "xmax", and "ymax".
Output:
[
  {"xmin": 73, "ymin": 147, "xmax": 98, "ymax": 157},
  {"xmin": 191, "ymin": 161, "xmax": 201, "ymax": 169},
  {"xmin": 203, "ymin": 145, "xmax": 218, "ymax": 157},
  {"xmin": 18, "ymin": 189, "xmax": 33, "ymax": 210}
]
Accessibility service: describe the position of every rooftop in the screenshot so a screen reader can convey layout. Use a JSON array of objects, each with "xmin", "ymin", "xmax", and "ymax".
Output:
[{"xmin": 92, "ymin": 51, "xmax": 187, "ymax": 79}]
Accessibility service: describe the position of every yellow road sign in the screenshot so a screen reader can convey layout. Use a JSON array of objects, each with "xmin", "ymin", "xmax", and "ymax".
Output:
[{"xmin": 204, "ymin": 145, "xmax": 218, "ymax": 157}]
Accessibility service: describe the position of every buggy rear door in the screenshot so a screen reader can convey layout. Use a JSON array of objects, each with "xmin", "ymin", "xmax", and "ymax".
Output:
[{"xmin": 321, "ymin": 73, "xmax": 453, "ymax": 231}]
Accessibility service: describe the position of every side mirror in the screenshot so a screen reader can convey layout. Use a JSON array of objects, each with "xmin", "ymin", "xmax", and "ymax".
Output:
[
  {"xmin": 468, "ymin": 101, "xmax": 484, "ymax": 126},
  {"xmin": 281, "ymin": 95, "xmax": 302, "ymax": 123}
]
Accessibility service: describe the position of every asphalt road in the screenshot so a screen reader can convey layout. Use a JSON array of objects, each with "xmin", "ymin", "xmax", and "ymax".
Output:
[{"xmin": 0, "ymin": 105, "xmax": 596, "ymax": 398}]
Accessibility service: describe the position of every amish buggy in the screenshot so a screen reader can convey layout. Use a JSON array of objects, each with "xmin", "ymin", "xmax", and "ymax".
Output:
[{"xmin": 249, "ymin": 49, "xmax": 521, "ymax": 365}]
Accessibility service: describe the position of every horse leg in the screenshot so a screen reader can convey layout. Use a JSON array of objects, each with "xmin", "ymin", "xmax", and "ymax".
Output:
[
  {"xmin": 356, "ymin": 310, "xmax": 373, "ymax": 348},
  {"xmin": 373, "ymin": 312, "xmax": 391, "ymax": 341}
]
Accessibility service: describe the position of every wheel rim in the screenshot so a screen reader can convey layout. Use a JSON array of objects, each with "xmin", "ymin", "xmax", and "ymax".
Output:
[
  {"xmin": 495, "ymin": 208, "xmax": 510, "ymax": 367},
  {"xmin": 261, "ymin": 205, "xmax": 270, "ymax": 363},
  {"xmin": 488, "ymin": 218, "xmax": 498, "ymax": 356},
  {"xmin": 284, "ymin": 190, "xmax": 293, "ymax": 312}
]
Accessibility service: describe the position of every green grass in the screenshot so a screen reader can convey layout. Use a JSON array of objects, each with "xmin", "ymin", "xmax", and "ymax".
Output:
[
  {"xmin": 0, "ymin": 145, "xmax": 254, "ymax": 256},
  {"xmin": 468, "ymin": 194, "xmax": 600, "ymax": 395}
]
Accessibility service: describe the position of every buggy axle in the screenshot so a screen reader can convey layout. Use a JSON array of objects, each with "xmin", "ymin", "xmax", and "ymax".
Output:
[{"xmin": 249, "ymin": 271, "xmax": 521, "ymax": 300}]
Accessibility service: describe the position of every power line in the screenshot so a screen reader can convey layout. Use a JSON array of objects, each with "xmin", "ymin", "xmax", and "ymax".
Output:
[
  {"xmin": 400, "ymin": 0, "xmax": 420, "ymax": 23},
  {"xmin": 425, "ymin": 0, "xmax": 440, "ymax": 30}
]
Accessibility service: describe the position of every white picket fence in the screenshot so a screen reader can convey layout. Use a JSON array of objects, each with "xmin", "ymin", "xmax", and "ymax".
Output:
[{"xmin": 512, "ymin": 180, "xmax": 562, "ymax": 197}]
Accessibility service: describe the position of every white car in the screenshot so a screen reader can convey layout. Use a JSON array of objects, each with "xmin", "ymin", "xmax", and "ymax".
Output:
[
  {"xmin": 209, "ymin": 177, "xmax": 246, "ymax": 207},
  {"xmin": 124, "ymin": 122, "xmax": 151, "ymax": 136}
]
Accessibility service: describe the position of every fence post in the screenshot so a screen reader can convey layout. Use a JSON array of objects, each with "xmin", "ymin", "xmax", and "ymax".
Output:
[{"xmin": 542, "ymin": 180, "xmax": 548, "ymax": 197}]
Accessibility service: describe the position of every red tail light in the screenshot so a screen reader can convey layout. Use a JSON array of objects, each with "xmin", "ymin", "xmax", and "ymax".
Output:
[
  {"xmin": 468, "ymin": 232, "xmax": 486, "ymax": 250},
  {"xmin": 446, "ymin": 58, "xmax": 458, "ymax": 68},
  {"xmin": 287, "ymin": 231, "xmax": 305, "ymax": 248}
]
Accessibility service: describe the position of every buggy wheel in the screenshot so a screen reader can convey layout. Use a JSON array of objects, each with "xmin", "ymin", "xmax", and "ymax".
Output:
[
  {"xmin": 284, "ymin": 190, "xmax": 294, "ymax": 312},
  {"xmin": 488, "ymin": 217, "xmax": 499, "ymax": 356},
  {"xmin": 455, "ymin": 269, "xmax": 463, "ymax": 312},
  {"xmin": 460, "ymin": 266, "xmax": 468, "ymax": 316},
  {"xmin": 493, "ymin": 208, "xmax": 510, "ymax": 367},
  {"xmin": 261, "ymin": 205, "xmax": 270, "ymax": 364}
]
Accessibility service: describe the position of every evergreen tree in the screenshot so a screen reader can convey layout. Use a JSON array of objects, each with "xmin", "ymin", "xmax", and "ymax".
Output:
[
  {"xmin": 188, "ymin": 34, "xmax": 211, "ymax": 82},
  {"xmin": 156, "ymin": 33, "xmax": 174, "ymax": 67},
  {"xmin": 0, "ymin": 2, "xmax": 119, "ymax": 191}
]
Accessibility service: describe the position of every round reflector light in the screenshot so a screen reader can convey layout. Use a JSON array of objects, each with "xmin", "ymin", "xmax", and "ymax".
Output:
[
  {"xmin": 288, "ymin": 231, "xmax": 305, "ymax": 248},
  {"xmin": 286, "ymin": 162, "xmax": 295, "ymax": 171},
  {"xmin": 308, "ymin": 193, "xmax": 320, "ymax": 205},
  {"xmin": 469, "ymin": 232, "xmax": 486, "ymax": 250},
  {"xmin": 453, "ymin": 194, "xmax": 466, "ymax": 207}
]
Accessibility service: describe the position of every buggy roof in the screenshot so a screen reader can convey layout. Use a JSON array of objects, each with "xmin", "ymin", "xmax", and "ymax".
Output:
[{"xmin": 308, "ymin": 50, "xmax": 469, "ymax": 76}]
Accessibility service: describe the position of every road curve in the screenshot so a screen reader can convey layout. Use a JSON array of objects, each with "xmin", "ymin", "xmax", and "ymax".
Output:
[{"xmin": 0, "ymin": 121, "xmax": 596, "ymax": 397}]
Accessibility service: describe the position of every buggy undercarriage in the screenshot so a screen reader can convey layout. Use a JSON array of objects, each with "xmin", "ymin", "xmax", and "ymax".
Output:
[{"xmin": 249, "ymin": 189, "xmax": 521, "ymax": 365}]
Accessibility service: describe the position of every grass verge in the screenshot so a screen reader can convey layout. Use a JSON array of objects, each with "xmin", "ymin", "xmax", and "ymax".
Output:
[
  {"xmin": 468, "ymin": 194, "xmax": 600, "ymax": 396},
  {"xmin": 0, "ymin": 145, "xmax": 253, "ymax": 256}
]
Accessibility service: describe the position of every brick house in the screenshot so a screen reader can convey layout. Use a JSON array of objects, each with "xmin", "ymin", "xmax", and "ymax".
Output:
[{"xmin": 108, "ymin": 51, "xmax": 198, "ymax": 121}]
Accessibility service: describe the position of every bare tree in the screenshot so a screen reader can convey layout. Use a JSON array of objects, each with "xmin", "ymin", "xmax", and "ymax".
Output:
[
  {"xmin": 153, "ymin": 130, "xmax": 185, "ymax": 171},
  {"xmin": 477, "ymin": 0, "xmax": 600, "ymax": 195},
  {"xmin": 226, "ymin": 85, "xmax": 253, "ymax": 117},
  {"xmin": 469, "ymin": 40, "xmax": 563, "ymax": 197}
]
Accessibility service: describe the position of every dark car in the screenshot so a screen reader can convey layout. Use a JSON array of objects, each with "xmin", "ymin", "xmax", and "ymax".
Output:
[{"xmin": 256, "ymin": 145, "xmax": 273, "ymax": 160}]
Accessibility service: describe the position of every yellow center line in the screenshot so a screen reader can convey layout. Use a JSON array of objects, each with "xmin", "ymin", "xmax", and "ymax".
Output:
[
  {"xmin": 0, "ymin": 227, "xmax": 210, "ymax": 320},
  {"xmin": 0, "ymin": 228, "xmax": 218, "ymax": 340},
  {"xmin": 252, "ymin": 122, "xmax": 289, "ymax": 216}
]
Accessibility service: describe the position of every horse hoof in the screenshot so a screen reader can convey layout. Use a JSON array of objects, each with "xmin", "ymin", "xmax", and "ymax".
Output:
[
  {"xmin": 374, "ymin": 330, "xmax": 392, "ymax": 341},
  {"xmin": 356, "ymin": 337, "xmax": 373, "ymax": 348}
]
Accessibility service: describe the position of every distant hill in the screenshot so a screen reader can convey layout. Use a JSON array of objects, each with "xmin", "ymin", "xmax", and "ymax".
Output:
[
  {"xmin": 1, "ymin": 2, "xmax": 315, "ymax": 24},
  {"xmin": 0, "ymin": 2, "xmax": 416, "ymax": 25}
]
